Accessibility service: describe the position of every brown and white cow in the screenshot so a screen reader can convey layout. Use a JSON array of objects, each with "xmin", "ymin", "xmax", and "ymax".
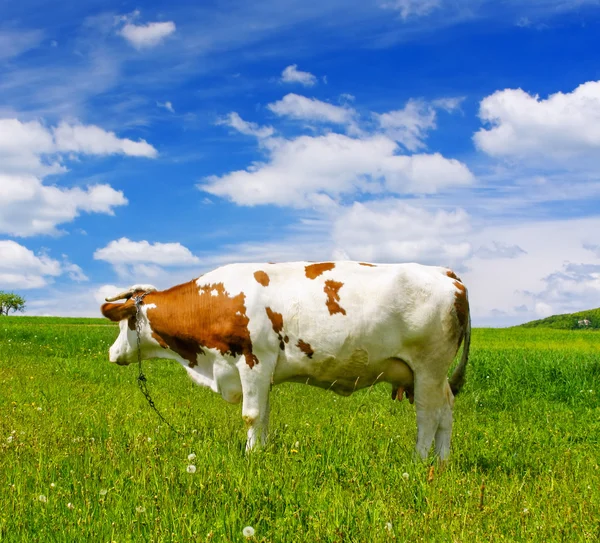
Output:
[{"xmin": 101, "ymin": 261, "xmax": 470, "ymax": 460}]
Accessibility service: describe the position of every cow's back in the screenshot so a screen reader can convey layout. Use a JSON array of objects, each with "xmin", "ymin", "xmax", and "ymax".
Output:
[{"xmin": 197, "ymin": 261, "xmax": 460, "ymax": 377}]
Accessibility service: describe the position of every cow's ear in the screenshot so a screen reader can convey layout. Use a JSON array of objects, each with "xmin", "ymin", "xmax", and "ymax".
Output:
[{"xmin": 101, "ymin": 301, "xmax": 137, "ymax": 322}]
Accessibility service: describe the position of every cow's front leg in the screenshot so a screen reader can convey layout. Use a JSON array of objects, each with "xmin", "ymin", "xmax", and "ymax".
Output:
[{"xmin": 238, "ymin": 357, "xmax": 273, "ymax": 451}]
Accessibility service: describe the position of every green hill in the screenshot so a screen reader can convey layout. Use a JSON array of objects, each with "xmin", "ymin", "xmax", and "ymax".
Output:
[{"xmin": 519, "ymin": 307, "xmax": 600, "ymax": 330}]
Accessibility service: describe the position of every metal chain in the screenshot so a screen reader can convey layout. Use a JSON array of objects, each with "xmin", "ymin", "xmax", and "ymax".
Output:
[{"xmin": 134, "ymin": 293, "xmax": 182, "ymax": 436}]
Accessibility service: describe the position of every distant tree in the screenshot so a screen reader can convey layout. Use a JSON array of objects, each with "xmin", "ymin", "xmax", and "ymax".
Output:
[{"xmin": 0, "ymin": 291, "xmax": 26, "ymax": 316}]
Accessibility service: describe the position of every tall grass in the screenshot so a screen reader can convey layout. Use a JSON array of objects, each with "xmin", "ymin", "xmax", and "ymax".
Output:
[{"xmin": 1, "ymin": 319, "xmax": 599, "ymax": 542}]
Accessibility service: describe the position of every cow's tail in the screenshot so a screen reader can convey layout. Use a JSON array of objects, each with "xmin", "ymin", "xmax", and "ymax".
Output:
[{"xmin": 449, "ymin": 309, "xmax": 471, "ymax": 397}]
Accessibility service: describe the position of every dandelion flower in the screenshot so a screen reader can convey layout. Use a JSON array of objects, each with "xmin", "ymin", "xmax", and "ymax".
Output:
[
  {"xmin": 136, "ymin": 506, "xmax": 145, "ymax": 513},
  {"xmin": 188, "ymin": 453, "xmax": 196, "ymax": 461},
  {"xmin": 187, "ymin": 465, "xmax": 197, "ymax": 474},
  {"xmin": 38, "ymin": 495, "xmax": 47, "ymax": 503},
  {"xmin": 242, "ymin": 526, "xmax": 255, "ymax": 538}
]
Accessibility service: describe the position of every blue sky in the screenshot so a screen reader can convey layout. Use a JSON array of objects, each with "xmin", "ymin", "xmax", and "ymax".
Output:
[{"xmin": 2, "ymin": 0, "xmax": 600, "ymax": 325}]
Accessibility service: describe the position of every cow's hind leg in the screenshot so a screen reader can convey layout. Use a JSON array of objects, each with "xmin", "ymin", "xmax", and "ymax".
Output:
[
  {"xmin": 238, "ymin": 355, "xmax": 274, "ymax": 452},
  {"xmin": 413, "ymin": 371, "xmax": 454, "ymax": 461}
]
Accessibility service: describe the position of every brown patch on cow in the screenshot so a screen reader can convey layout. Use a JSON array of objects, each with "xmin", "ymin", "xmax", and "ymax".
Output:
[
  {"xmin": 446, "ymin": 269, "xmax": 462, "ymax": 282},
  {"xmin": 305, "ymin": 262, "xmax": 335, "ymax": 280},
  {"xmin": 101, "ymin": 300, "xmax": 138, "ymax": 330},
  {"xmin": 323, "ymin": 280, "xmax": 346, "ymax": 316},
  {"xmin": 297, "ymin": 339, "xmax": 314, "ymax": 359},
  {"xmin": 254, "ymin": 270, "xmax": 270, "ymax": 287},
  {"xmin": 265, "ymin": 307, "xmax": 286, "ymax": 351},
  {"xmin": 453, "ymin": 280, "xmax": 469, "ymax": 330},
  {"xmin": 151, "ymin": 332, "xmax": 169, "ymax": 349},
  {"xmin": 143, "ymin": 281, "xmax": 259, "ymax": 369},
  {"xmin": 359, "ymin": 262, "xmax": 376, "ymax": 267}
]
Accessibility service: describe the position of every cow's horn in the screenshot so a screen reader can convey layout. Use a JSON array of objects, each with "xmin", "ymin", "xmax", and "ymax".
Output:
[
  {"xmin": 104, "ymin": 284, "xmax": 157, "ymax": 302},
  {"xmin": 105, "ymin": 288, "xmax": 136, "ymax": 302}
]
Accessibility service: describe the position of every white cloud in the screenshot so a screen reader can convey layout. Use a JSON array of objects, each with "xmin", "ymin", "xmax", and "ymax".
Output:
[
  {"xmin": 0, "ymin": 29, "xmax": 44, "ymax": 60},
  {"xmin": 280, "ymin": 65, "xmax": 317, "ymax": 87},
  {"xmin": 267, "ymin": 94, "xmax": 355, "ymax": 125},
  {"xmin": 332, "ymin": 199, "xmax": 471, "ymax": 266},
  {"xmin": 381, "ymin": 0, "xmax": 441, "ymax": 19},
  {"xmin": 200, "ymin": 132, "xmax": 473, "ymax": 207},
  {"xmin": 119, "ymin": 21, "xmax": 176, "ymax": 49},
  {"xmin": 157, "ymin": 101, "xmax": 175, "ymax": 113},
  {"xmin": 0, "ymin": 175, "xmax": 127, "ymax": 237},
  {"xmin": 0, "ymin": 240, "xmax": 62, "ymax": 289},
  {"xmin": 376, "ymin": 99, "xmax": 437, "ymax": 151},
  {"xmin": 476, "ymin": 241, "xmax": 527, "ymax": 259},
  {"xmin": 94, "ymin": 238, "xmax": 201, "ymax": 266},
  {"xmin": 431, "ymin": 96, "xmax": 465, "ymax": 112},
  {"xmin": 584, "ymin": 243, "xmax": 600, "ymax": 258},
  {"xmin": 216, "ymin": 112, "xmax": 274, "ymax": 139},
  {"xmin": 524, "ymin": 262, "xmax": 600, "ymax": 315},
  {"xmin": 0, "ymin": 118, "xmax": 157, "ymax": 236},
  {"xmin": 474, "ymin": 80, "xmax": 600, "ymax": 162},
  {"xmin": 376, "ymin": 97, "xmax": 462, "ymax": 151},
  {"xmin": 462, "ymin": 216, "xmax": 600, "ymax": 326},
  {"xmin": 0, "ymin": 118, "xmax": 158, "ymax": 177},
  {"xmin": 53, "ymin": 122, "xmax": 157, "ymax": 158}
]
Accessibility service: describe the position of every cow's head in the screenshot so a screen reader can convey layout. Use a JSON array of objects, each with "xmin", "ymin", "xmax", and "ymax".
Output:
[{"xmin": 101, "ymin": 284, "xmax": 157, "ymax": 365}]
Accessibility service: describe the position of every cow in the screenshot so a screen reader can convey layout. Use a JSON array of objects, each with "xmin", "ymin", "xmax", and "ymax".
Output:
[{"xmin": 101, "ymin": 261, "xmax": 470, "ymax": 460}]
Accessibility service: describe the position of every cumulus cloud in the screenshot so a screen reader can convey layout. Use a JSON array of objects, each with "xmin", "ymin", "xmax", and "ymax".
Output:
[
  {"xmin": 523, "ymin": 262, "xmax": 600, "ymax": 316},
  {"xmin": 0, "ymin": 118, "xmax": 156, "ymax": 236},
  {"xmin": 0, "ymin": 175, "xmax": 127, "ymax": 237},
  {"xmin": 280, "ymin": 65, "xmax": 317, "ymax": 87},
  {"xmin": 200, "ymin": 132, "xmax": 473, "ymax": 207},
  {"xmin": 0, "ymin": 240, "xmax": 62, "ymax": 289},
  {"xmin": 119, "ymin": 21, "xmax": 176, "ymax": 49},
  {"xmin": 474, "ymin": 80, "xmax": 600, "ymax": 161},
  {"xmin": 216, "ymin": 112, "xmax": 274, "ymax": 139},
  {"xmin": 332, "ymin": 199, "xmax": 471, "ymax": 266},
  {"xmin": 267, "ymin": 94, "xmax": 355, "ymax": 126},
  {"xmin": 53, "ymin": 122, "xmax": 157, "ymax": 157},
  {"xmin": 0, "ymin": 118, "xmax": 157, "ymax": 176},
  {"xmin": 94, "ymin": 238, "xmax": 200, "ymax": 266}
]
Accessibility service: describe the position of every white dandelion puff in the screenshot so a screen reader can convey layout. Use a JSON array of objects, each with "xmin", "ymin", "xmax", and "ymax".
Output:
[
  {"xmin": 99, "ymin": 489, "xmax": 108, "ymax": 496},
  {"xmin": 188, "ymin": 453, "xmax": 196, "ymax": 461},
  {"xmin": 7, "ymin": 436, "xmax": 13, "ymax": 443},
  {"xmin": 38, "ymin": 495, "xmax": 47, "ymax": 503},
  {"xmin": 402, "ymin": 472, "xmax": 410, "ymax": 480},
  {"xmin": 385, "ymin": 522, "xmax": 393, "ymax": 532},
  {"xmin": 187, "ymin": 465, "xmax": 197, "ymax": 474},
  {"xmin": 67, "ymin": 502, "xmax": 74, "ymax": 510},
  {"xmin": 136, "ymin": 505, "xmax": 145, "ymax": 513},
  {"xmin": 242, "ymin": 526, "xmax": 255, "ymax": 538}
]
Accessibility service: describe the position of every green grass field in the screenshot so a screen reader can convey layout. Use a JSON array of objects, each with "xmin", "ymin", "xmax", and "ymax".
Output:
[{"xmin": 1, "ymin": 318, "xmax": 599, "ymax": 542}]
